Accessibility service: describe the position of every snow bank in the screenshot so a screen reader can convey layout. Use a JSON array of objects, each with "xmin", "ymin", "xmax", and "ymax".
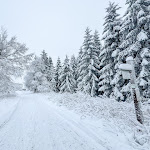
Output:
[{"xmin": 49, "ymin": 92, "xmax": 150, "ymax": 149}]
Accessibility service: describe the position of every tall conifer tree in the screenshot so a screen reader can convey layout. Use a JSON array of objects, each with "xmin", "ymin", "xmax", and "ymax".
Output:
[
  {"xmin": 118, "ymin": 0, "xmax": 150, "ymax": 99},
  {"xmin": 59, "ymin": 56, "xmax": 76, "ymax": 93},
  {"xmin": 99, "ymin": 2, "xmax": 121, "ymax": 97},
  {"xmin": 55, "ymin": 57, "xmax": 62, "ymax": 92},
  {"xmin": 78, "ymin": 28, "xmax": 99, "ymax": 96}
]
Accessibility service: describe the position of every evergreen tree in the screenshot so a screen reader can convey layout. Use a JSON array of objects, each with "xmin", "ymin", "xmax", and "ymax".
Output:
[
  {"xmin": 48, "ymin": 57, "xmax": 56, "ymax": 91},
  {"xmin": 41, "ymin": 50, "xmax": 50, "ymax": 80},
  {"xmin": 59, "ymin": 56, "xmax": 76, "ymax": 93},
  {"xmin": 70, "ymin": 55, "xmax": 77, "ymax": 89},
  {"xmin": 55, "ymin": 57, "xmax": 62, "ymax": 92},
  {"xmin": 41, "ymin": 50, "xmax": 48, "ymax": 68},
  {"xmin": 119, "ymin": 0, "xmax": 150, "ymax": 99},
  {"xmin": 76, "ymin": 47, "xmax": 84, "ymax": 91},
  {"xmin": 41, "ymin": 51, "xmax": 56, "ymax": 92},
  {"xmin": 93, "ymin": 30, "xmax": 102, "ymax": 59},
  {"xmin": 99, "ymin": 2, "xmax": 121, "ymax": 97},
  {"xmin": 78, "ymin": 28, "xmax": 99, "ymax": 97},
  {"xmin": 93, "ymin": 30, "xmax": 102, "ymax": 79},
  {"xmin": 47, "ymin": 57, "xmax": 54, "ymax": 82}
]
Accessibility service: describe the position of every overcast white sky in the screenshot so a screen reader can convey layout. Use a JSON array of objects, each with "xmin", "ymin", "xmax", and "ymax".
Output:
[{"xmin": 1, "ymin": 0, "xmax": 126, "ymax": 63}]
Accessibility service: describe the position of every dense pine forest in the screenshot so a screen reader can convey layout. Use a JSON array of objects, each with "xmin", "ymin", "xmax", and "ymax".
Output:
[{"xmin": 23, "ymin": 1, "xmax": 150, "ymax": 102}]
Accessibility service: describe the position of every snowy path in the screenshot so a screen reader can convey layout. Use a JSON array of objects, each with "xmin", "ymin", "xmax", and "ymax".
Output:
[
  {"xmin": 0, "ymin": 92, "xmax": 107, "ymax": 150},
  {"xmin": 0, "ymin": 92, "xmax": 137, "ymax": 150}
]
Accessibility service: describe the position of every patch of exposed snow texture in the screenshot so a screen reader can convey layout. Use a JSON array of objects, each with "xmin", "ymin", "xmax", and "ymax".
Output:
[
  {"xmin": 111, "ymin": 49, "xmax": 118, "ymax": 57},
  {"xmin": 119, "ymin": 64, "xmax": 132, "ymax": 71},
  {"xmin": 126, "ymin": 56, "xmax": 134, "ymax": 62},
  {"xmin": 137, "ymin": 30, "xmax": 148, "ymax": 42}
]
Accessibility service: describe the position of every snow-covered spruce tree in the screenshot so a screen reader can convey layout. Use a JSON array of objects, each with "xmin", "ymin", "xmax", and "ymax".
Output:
[
  {"xmin": 41, "ymin": 50, "xmax": 49, "ymax": 69},
  {"xmin": 47, "ymin": 57, "xmax": 56, "ymax": 91},
  {"xmin": 55, "ymin": 57, "xmax": 62, "ymax": 92},
  {"xmin": 93, "ymin": 30, "xmax": 102, "ymax": 79},
  {"xmin": 119, "ymin": 0, "xmax": 150, "ymax": 100},
  {"xmin": 41, "ymin": 51, "xmax": 51, "ymax": 79},
  {"xmin": 70, "ymin": 55, "xmax": 77, "ymax": 89},
  {"xmin": 25, "ymin": 57, "xmax": 50, "ymax": 93},
  {"xmin": 59, "ymin": 56, "xmax": 76, "ymax": 93},
  {"xmin": 98, "ymin": 2, "xmax": 121, "ymax": 97},
  {"xmin": 0, "ymin": 28, "xmax": 32, "ymax": 95},
  {"xmin": 76, "ymin": 47, "xmax": 84, "ymax": 91},
  {"xmin": 93, "ymin": 30, "xmax": 102, "ymax": 58},
  {"xmin": 78, "ymin": 28, "xmax": 99, "ymax": 97},
  {"xmin": 41, "ymin": 51, "xmax": 56, "ymax": 91}
]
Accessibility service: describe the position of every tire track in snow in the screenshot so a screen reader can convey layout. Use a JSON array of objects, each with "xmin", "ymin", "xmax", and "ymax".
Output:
[
  {"xmin": 35, "ymin": 98, "xmax": 102, "ymax": 150},
  {"xmin": 0, "ymin": 98, "xmax": 20, "ymax": 130},
  {"xmin": 0, "ymin": 95, "xmax": 40, "ymax": 150},
  {"xmin": 42, "ymin": 100, "xmax": 111, "ymax": 150},
  {"xmin": 55, "ymin": 111, "xmax": 111, "ymax": 150}
]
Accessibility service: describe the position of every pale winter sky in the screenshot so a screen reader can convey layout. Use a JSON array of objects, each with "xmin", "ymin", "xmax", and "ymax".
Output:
[{"xmin": 1, "ymin": 0, "xmax": 126, "ymax": 63}]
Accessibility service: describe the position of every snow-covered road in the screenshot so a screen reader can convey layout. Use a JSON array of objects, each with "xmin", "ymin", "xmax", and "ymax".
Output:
[{"xmin": 0, "ymin": 92, "xmax": 138, "ymax": 150}]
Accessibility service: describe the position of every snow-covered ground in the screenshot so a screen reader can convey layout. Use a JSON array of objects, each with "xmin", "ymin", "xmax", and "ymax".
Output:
[
  {"xmin": 0, "ymin": 91, "xmax": 149, "ymax": 150},
  {"xmin": 49, "ymin": 92, "xmax": 150, "ymax": 150}
]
